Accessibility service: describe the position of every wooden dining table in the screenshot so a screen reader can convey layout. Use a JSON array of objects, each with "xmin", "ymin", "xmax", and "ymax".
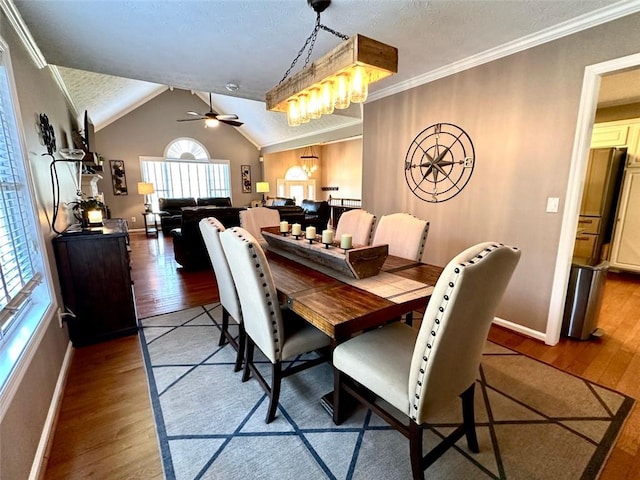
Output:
[{"xmin": 264, "ymin": 230, "xmax": 443, "ymax": 414}]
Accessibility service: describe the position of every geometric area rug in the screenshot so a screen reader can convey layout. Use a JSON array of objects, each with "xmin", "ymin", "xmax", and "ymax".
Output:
[{"xmin": 138, "ymin": 304, "xmax": 634, "ymax": 480}]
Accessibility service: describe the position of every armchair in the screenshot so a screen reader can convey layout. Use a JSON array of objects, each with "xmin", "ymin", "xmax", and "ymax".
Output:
[
  {"xmin": 332, "ymin": 242, "xmax": 521, "ymax": 480},
  {"xmin": 157, "ymin": 197, "xmax": 197, "ymax": 234}
]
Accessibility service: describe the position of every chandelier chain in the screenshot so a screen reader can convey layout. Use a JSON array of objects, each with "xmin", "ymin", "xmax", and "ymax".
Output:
[{"xmin": 278, "ymin": 11, "xmax": 349, "ymax": 86}]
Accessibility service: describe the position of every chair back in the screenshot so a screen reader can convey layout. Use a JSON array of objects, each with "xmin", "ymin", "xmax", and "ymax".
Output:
[
  {"xmin": 239, "ymin": 207, "xmax": 281, "ymax": 245},
  {"xmin": 219, "ymin": 227, "xmax": 284, "ymax": 363},
  {"xmin": 199, "ymin": 217, "xmax": 242, "ymax": 323},
  {"xmin": 409, "ymin": 242, "xmax": 520, "ymax": 424},
  {"xmin": 373, "ymin": 213, "xmax": 429, "ymax": 261},
  {"xmin": 334, "ymin": 209, "xmax": 376, "ymax": 246}
]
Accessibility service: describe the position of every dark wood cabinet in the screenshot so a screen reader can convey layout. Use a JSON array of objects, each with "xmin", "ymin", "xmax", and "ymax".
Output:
[{"xmin": 53, "ymin": 219, "xmax": 138, "ymax": 347}]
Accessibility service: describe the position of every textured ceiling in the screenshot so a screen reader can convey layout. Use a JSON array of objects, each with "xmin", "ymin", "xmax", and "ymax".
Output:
[{"xmin": 11, "ymin": 0, "xmax": 640, "ymax": 149}]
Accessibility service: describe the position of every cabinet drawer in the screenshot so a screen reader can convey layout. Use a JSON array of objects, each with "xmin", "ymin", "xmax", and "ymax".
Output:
[
  {"xmin": 574, "ymin": 234, "xmax": 597, "ymax": 258},
  {"xmin": 577, "ymin": 216, "xmax": 600, "ymax": 235}
]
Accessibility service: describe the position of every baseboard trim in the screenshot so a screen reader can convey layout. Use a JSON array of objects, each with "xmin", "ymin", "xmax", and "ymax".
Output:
[
  {"xmin": 29, "ymin": 341, "xmax": 74, "ymax": 480},
  {"xmin": 492, "ymin": 316, "xmax": 547, "ymax": 343}
]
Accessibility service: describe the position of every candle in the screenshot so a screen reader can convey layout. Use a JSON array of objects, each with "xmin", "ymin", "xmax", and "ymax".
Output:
[
  {"xmin": 280, "ymin": 220, "xmax": 289, "ymax": 233},
  {"xmin": 291, "ymin": 223, "xmax": 302, "ymax": 236},
  {"xmin": 322, "ymin": 229, "xmax": 334, "ymax": 244},
  {"xmin": 340, "ymin": 233, "xmax": 352, "ymax": 249},
  {"xmin": 306, "ymin": 226, "xmax": 317, "ymax": 240}
]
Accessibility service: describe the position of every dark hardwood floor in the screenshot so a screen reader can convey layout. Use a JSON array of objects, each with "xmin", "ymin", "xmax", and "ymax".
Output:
[{"xmin": 43, "ymin": 231, "xmax": 640, "ymax": 479}]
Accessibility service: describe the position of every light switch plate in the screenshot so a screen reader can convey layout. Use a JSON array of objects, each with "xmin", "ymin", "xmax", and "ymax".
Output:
[{"xmin": 546, "ymin": 197, "xmax": 559, "ymax": 213}]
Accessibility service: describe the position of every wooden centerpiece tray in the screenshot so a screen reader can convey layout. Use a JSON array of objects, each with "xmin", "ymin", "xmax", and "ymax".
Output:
[{"xmin": 262, "ymin": 227, "xmax": 388, "ymax": 279}]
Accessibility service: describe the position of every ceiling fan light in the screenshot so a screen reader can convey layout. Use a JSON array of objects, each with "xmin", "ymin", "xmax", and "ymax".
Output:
[
  {"xmin": 204, "ymin": 118, "xmax": 219, "ymax": 128},
  {"xmin": 334, "ymin": 72, "xmax": 351, "ymax": 110},
  {"xmin": 320, "ymin": 80, "xmax": 334, "ymax": 115},
  {"xmin": 287, "ymin": 98, "xmax": 301, "ymax": 126},
  {"xmin": 349, "ymin": 65, "xmax": 368, "ymax": 103}
]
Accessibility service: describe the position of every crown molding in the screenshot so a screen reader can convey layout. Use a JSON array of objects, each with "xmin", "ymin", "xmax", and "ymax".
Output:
[
  {"xmin": 0, "ymin": 0, "xmax": 47, "ymax": 69},
  {"xmin": 368, "ymin": 0, "xmax": 640, "ymax": 103},
  {"xmin": 48, "ymin": 65, "xmax": 79, "ymax": 119}
]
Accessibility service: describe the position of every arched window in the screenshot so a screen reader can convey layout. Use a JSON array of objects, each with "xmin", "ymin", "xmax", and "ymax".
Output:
[
  {"xmin": 140, "ymin": 138, "xmax": 231, "ymax": 202},
  {"xmin": 276, "ymin": 166, "xmax": 316, "ymax": 205}
]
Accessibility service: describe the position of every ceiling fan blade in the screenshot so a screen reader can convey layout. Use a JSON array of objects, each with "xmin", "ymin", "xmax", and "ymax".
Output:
[
  {"xmin": 216, "ymin": 114, "xmax": 239, "ymax": 120},
  {"xmin": 177, "ymin": 117, "xmax": 206, "ymax": 122},
  {"xmin": 220, "ymin": 119, "xmax": 243, "ymax": 127},
  {"xmin": 187, "ymin": 111, "xmax": 202, "ymax": 116}
]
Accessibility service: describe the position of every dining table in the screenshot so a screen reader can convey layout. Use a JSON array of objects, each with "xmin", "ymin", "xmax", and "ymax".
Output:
[{"xmin": 262, "ymin": 227, "xmax": 443, "ymax": 415}]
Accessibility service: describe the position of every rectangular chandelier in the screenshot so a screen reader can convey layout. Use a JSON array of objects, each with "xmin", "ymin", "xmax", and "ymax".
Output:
[{"xmin": 266, "ymin": 34, "xmax": 397, "ymax": 126}]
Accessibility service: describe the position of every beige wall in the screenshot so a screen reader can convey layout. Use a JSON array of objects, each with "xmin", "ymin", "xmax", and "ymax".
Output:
[
  {"xmin": 320, "ymin": 139, "xmax": 362, "ymax": 201},
  {"xmin": 363, "ymin": 12, "xmax": 640, "ymax": 334},
  {"xmin": 95, "ymin": 88, "xmax": 260, "ymax": 225},
  {"xmin": 0, "ymin": 15, "xmax": 74, "ymax": 480}
]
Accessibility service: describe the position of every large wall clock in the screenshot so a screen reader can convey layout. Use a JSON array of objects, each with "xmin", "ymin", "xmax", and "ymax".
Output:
[{"xmin": 404, "ymin": 122, "xmax": 475, "ymax": 203}]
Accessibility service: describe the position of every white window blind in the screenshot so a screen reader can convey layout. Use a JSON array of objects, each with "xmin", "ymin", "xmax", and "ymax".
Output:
[{"xmin": 0, "ymin": 55, "xmax": 38, "ymax": 338}]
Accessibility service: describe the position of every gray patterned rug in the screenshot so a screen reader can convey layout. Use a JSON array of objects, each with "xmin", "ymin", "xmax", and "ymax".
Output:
[{"xmin": 138, "ymin": 304, "xmax": 634, "ymax": 480}]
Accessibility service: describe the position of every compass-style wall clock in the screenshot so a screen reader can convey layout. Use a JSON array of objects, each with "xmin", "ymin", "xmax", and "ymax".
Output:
[{"xmin": 404, "ymin": 123, "xmax": 475, "ymax": 203}]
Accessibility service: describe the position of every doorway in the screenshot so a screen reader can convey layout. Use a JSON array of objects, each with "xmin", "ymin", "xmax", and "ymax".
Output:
[{"xmin": 547, "ymin": 53, "xmax": 640, "ymax": 345}]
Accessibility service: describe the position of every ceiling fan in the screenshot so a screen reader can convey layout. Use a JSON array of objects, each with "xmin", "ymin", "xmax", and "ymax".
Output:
[{"xmin": 177, "ymin": 92, "xmax": 243, "ymax": 127}]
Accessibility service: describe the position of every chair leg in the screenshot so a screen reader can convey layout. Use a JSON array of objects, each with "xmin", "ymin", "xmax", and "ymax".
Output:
[
  {"xmin": 405, "ymin": 311, "xmax": 413, "ymax": 326},
  {"xmin": 242, "ymin": 336, "xmax": 254, "ymax": 383},
  {"xmin": 333, "ymin": 368, "xmax": 344, "ymax": 425},
  {"xmin": 409, "ymin": 420, "xmax": 425, "ymax": 480},
  {"xmin": 218, "ymin": 308, "xmax": 229, "ymax": 346},
  {"xmin": 234, "ymin": 321, "xmax": 245, "ymax": 372},
  {"xmin": 266, "ymin": 362, "xmax": 282, "ymax": 424},
  {"xmin": 461, "ymin": 383, "xmax": 479, "ymax": 453}
]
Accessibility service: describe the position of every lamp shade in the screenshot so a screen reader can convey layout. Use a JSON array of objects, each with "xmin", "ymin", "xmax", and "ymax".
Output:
[
  {"xmin": 137, "ymin": 182, "xmax": 155, "ymax": 195},
  {"xmin": 256, "ymin": 182, "xmax": 270, "ymax": 193}
]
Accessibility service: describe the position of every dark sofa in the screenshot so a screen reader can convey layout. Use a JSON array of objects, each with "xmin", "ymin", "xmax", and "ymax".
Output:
[
  {"xmin": 171, "ymin": 205, "xmax": 246, "ymax": 270},
  {"xmin": 301, "ymin": 199, "xmax": 330, "ymax": 230},
  {"xmin": 158, "ymin": 197, "xmax": 232, "ymax": 234},
  {"xmin": 266, "ymin": 205, "xmax": 305, "ymax": 224}
]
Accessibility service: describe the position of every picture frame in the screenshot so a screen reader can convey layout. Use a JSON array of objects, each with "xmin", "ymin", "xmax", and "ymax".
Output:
[
  {"xmin": 241, "ymin": 164, "xmax": 251, "ymax": 193},
  {"xmin": 110, "ymin": 160, "xmax": 128, "ymax": 195}
]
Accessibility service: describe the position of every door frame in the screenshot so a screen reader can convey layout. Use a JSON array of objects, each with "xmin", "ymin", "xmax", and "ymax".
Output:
[{"xmin": 546, "ymin": 52, "xmax": 640, "ymax": 345}]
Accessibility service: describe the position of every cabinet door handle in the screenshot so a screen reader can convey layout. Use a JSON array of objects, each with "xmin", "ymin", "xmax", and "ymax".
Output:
[
  {"xmin": 578, "ymin": 219, "xmax": 593, "ymax": 224},
  {"xmin": 576, "ymin": 236, "xmax": 590, "ymax": 241}
]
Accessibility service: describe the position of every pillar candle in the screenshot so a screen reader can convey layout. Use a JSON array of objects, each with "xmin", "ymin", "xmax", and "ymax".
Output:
[
  {"xmin": 340, "ymin": 233, "xmax": 352, "ymax": 249},
  {"xmin": 306, "ymin": 226, "xmax": 317, "ymax": 239},
  {"xmin": 291, "ymin": 223, "xmax": 302, "ymax": 236},
  {"xmin": 322, "ymin": 229, "xmax": 334, "ymax": 244},
  {"xmin": 280, "ymin": 220, "xmax": 289, "ymax": 233}
]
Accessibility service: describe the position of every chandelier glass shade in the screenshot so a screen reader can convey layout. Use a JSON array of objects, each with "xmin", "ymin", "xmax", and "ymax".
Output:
[{"xmin": 266, "ymin": 0, "xmax": 397, "ymax": 128}]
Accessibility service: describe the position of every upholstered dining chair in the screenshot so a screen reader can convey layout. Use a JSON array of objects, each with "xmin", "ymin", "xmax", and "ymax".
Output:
[
  {"xmin": 372, "ymin": 213, "xmax": 429, "ymax": 261},
  {"xmin": 332, "ymin": 242, "xmax": 520, "ymax": 480},
  {"xmin": 220, "ymin": 227, "xmax": 331, "ymax": 423},
  {"xmin": 239, "ymin": 206, "xmax": 280, "ymax": 247},
  {"xmin": 334, "ymin": 209, "xmax": 376, "ymax": 246},
  {"xmin": 199, "ymin": 217, "xmax": 244, "ymax": 372}
]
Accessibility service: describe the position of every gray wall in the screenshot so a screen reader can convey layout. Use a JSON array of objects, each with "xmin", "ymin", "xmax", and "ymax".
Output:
[
  {"xmin": 95, "ymin": 88, "xmax": 261, "ymax": 224},
  {"xmin": 0, "ymin": 13, "xmax": 75, "ymax": 480},
  {"xmin": 363, "ymin": 12, "xmax": 640, "ymax": 334}
]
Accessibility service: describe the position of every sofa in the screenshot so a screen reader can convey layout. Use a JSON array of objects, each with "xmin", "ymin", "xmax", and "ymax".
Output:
[
  {"xmin": 268, "ymin": 197, "xmax": 295, "ymax": 206},
  {"xmin": 266, "ymin": 205, "xmax": 305, "ymax": 224},
  {"xmin": 171, "ymin": 205, "xmax": 246, "ymax": 270},
  {"xmin": 301, "ymin": 199, "xmax": 330, "ymax": 230},
  {"xmin": 158, "ymin": 197, "xmax": 232, "ymax": 234}
]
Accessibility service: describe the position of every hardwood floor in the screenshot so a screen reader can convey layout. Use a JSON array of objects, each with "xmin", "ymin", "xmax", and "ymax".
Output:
[{"xmin": 43, "ymin": 231, "xmax": 640, "ymax": 479}]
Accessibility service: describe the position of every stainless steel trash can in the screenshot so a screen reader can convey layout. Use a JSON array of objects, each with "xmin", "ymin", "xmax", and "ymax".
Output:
[{"xmin": 561, "ymin": 257, "xmax": 609, "ymax": 340}]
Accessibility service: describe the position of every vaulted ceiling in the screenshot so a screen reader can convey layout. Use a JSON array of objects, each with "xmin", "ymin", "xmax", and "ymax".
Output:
[{"xmin": 8, "ymin": 0, "xmax": 640, "ymax": 151}]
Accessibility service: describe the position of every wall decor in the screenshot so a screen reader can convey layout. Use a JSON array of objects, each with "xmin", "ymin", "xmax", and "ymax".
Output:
[
  {"xmin": 241, "ymin": 164, "xmax": 251, "ymax": 193},
  {"xmin": 404, "ymin": 122, "xmax": 475, "ymax": 203},
  {"xmin": 110, "ymin": 160, "xmax": 128, "ymax": 195},
  {"xmin": 39, "ymin": 113, "xmax": 56, "ymax": 155}
]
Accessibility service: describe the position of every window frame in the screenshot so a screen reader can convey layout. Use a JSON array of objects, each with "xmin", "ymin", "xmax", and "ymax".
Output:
[{"xmin": 0, "ymin": 37, "xmax": 56, "ymax": 416}]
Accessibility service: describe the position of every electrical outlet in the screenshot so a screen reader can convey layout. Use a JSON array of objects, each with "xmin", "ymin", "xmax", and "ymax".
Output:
[
  {"xmin": 131, "ymin": 216, "xmax": 137, "ymax": 223},
  {"xmin": 546, "ymin": 197, "xmax": 560, "ymax": 213}
]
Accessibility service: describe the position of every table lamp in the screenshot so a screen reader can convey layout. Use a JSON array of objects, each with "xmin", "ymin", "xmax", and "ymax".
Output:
[
  {"xmin": 256, "ymin": 181, "xmax": 270, "ymax": 205},
  {"xmin": 137, "ymin": 182, "xmax": 155, "ymax": 212}
]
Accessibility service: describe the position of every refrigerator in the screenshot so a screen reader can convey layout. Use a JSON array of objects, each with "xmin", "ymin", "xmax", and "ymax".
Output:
[{"xmin": 574, "ymin": 147, "xmax": 626, "ymax": 260}]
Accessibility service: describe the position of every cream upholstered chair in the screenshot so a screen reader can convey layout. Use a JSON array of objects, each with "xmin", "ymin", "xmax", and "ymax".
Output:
[
  {"xmin": 239, "ymin": 206, "xmax": 281, "ymax": 247},
  {"xmin": 334, "ymin": 209, "xmax": 376, "ymax": 246},
  {"xmin": 372, "ymin": 213, "xmax": 429, "ymax": 261},
  {"xmin": 220, "ymin": 227, "xmax": 331, "ymax": 423},
  {"xmin": 199, "ymin": 217, "xmax": 244, "ymax": 372},
  {"xmin": 333, "ymin": 242, "xmax": 520, "ymax": 480}
]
